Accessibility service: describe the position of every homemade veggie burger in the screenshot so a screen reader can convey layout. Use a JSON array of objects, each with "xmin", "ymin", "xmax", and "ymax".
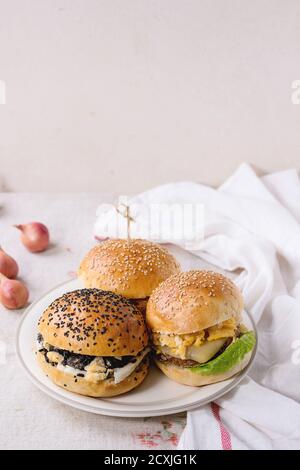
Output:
[
  {"xmin": 146, "ymin": 270, "xmax": 256, "ymax": 386},
  {"xmin": 78, "ymin": 239, "xmax": 180, "ymax": 315},
  {"xmin": 36, "ymin": 289, "xmax": 149, "ymax": 397}
]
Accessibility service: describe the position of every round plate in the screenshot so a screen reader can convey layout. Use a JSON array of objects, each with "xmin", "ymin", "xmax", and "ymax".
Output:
[{"xmin": 16, "ymin": 279, "xmax": 257, "ymax": 417}]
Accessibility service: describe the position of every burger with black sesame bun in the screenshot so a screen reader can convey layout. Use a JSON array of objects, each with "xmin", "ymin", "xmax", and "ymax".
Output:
[
  {"xmin": 146, "ymin": 270, "xmax": 256, "ymax": 387},
  {"xmin": 36, "ymin": 289, "xmax": 150, "ymax": 397},
  {"xmin": 78, "ymin": 239, "xmax": 180, "ymax": 315}
]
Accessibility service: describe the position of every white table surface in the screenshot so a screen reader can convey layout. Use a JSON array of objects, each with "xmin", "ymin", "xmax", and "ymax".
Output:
[{"xmin": 0, "ymin": 193, "xmax": 186, "ymax": 450}]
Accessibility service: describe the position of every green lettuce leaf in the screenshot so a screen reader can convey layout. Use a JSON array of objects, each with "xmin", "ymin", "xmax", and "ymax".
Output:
[{"xmin": 189, "ymin": 331, "xmax": 256, "ymax": 375}]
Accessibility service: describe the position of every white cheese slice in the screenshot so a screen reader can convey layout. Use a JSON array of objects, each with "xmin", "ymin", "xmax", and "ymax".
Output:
[
  {"xmin": 161, "ymin": 338, "xmax": 226, "ymax": 364},
  {"xmin": 187, "ymin": 338, "xmax": 226, "ymax": 363},
  {"xmin": 57, "ymin": 363, "xmax": 86, "ymax": 377},
  {"xmin": 113, "ymin": 348, "xmax": 149, "ymax": 384}
]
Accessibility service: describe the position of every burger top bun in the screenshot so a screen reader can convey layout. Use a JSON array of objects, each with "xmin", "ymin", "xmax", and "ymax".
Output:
[
  {"xmin": 78, "ymin": 239, "xmax": 180, "ymax": 299},
  {"xmin": 146, "ymin": 270, "xmax": 243, "ymax": 335},
  {"xmin": 38, "ymin": 288, "xmax": 148, "ymax": 356}
]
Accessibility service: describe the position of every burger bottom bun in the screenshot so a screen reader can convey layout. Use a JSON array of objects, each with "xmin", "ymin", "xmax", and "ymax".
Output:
[
  {"xmin": 155, "ymin": 351, "xmax": 252, "ymax": 387},
  {"xmin": 37, "ymin": 352, "xmax": 149, "ymax": 397}
]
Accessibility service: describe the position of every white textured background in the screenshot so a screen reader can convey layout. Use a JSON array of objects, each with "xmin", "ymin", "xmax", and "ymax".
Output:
[{"xmin": 0, "ymin": 0, "xmax": 300, "ymax": 193}]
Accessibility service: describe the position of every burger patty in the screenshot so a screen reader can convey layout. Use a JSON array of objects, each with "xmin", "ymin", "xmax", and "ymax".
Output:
[
  {"xmin": 155, "ymin": 353, "xmax": 198, "ymax": 367},
  {"xmin": 155, "ymin": 337, "xmax": 234, "ymax": 368},
  {"xmin": 37, "ymin": 333, "xmax": 139, "ymax": 370}
]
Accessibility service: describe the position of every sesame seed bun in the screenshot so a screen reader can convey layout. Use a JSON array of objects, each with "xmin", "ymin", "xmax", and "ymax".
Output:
[
  {"xmin": 146, "ymin": 270, "xmax": 243, "ymax": 334},
  {"xmin": 38, "ymin": 289, "xmax": 148, "ymax": 356},
  {"xmin": 78, "ymin": 239, "xmax": 180, "ymax": 299},
  {"xmin": 37, "ymin": 351, "xmax": 149, "ymax": 397},
  {"xmin": 154, "ymin": 352, "xmax": 251, "ymax": 387}
]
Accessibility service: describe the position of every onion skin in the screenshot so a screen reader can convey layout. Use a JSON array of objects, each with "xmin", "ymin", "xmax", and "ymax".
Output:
[
  {"xmin": 0, "ymin": 247, "xmax": 19, "ymax": 278},
  {"xmin": 15, "ymin": 222, "xmax": 50, "ymax": 253},
  {"xmin": 0, "ymin": 274, "xmax": 29, "ymax": 310}
]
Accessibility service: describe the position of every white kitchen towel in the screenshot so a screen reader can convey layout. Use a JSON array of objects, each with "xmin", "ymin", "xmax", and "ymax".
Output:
[{"xmin": 94, "ymin": 163, "xmax": 300, "ymax": 450}]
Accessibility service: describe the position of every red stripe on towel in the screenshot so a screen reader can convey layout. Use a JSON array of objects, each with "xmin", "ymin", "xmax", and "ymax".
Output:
[{"xmin": 211, "ymin": 402, "xmax": 232, "ymax": 450}]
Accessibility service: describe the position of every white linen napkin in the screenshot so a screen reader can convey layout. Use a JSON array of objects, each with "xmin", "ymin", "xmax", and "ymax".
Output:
[{"xmin": 94, "ymin": 163, "xmax": 300, "ymax": 450}]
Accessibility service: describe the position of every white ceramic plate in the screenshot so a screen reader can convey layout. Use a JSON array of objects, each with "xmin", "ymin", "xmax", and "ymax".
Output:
[{"xmin": 16, "ymin": 279, "xmax": 257, "ymax": 417}]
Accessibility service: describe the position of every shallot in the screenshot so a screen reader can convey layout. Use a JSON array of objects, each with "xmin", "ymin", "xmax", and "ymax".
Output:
[
  {"xmin": 0, "ymin": 273, "xmax": 29, "ymax": 310},
  {"xmin": 15, "ymin": 222, "xmax": 50, "ymax": 253},
  {"xmin": 0, "ymin": 246, "xmax": 19, "ymax": 278}
]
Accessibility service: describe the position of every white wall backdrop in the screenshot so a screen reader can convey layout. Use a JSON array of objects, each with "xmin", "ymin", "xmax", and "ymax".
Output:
[{"xmin": 0, "ymin": 0, "xmax": 300, "ymax": 193}]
